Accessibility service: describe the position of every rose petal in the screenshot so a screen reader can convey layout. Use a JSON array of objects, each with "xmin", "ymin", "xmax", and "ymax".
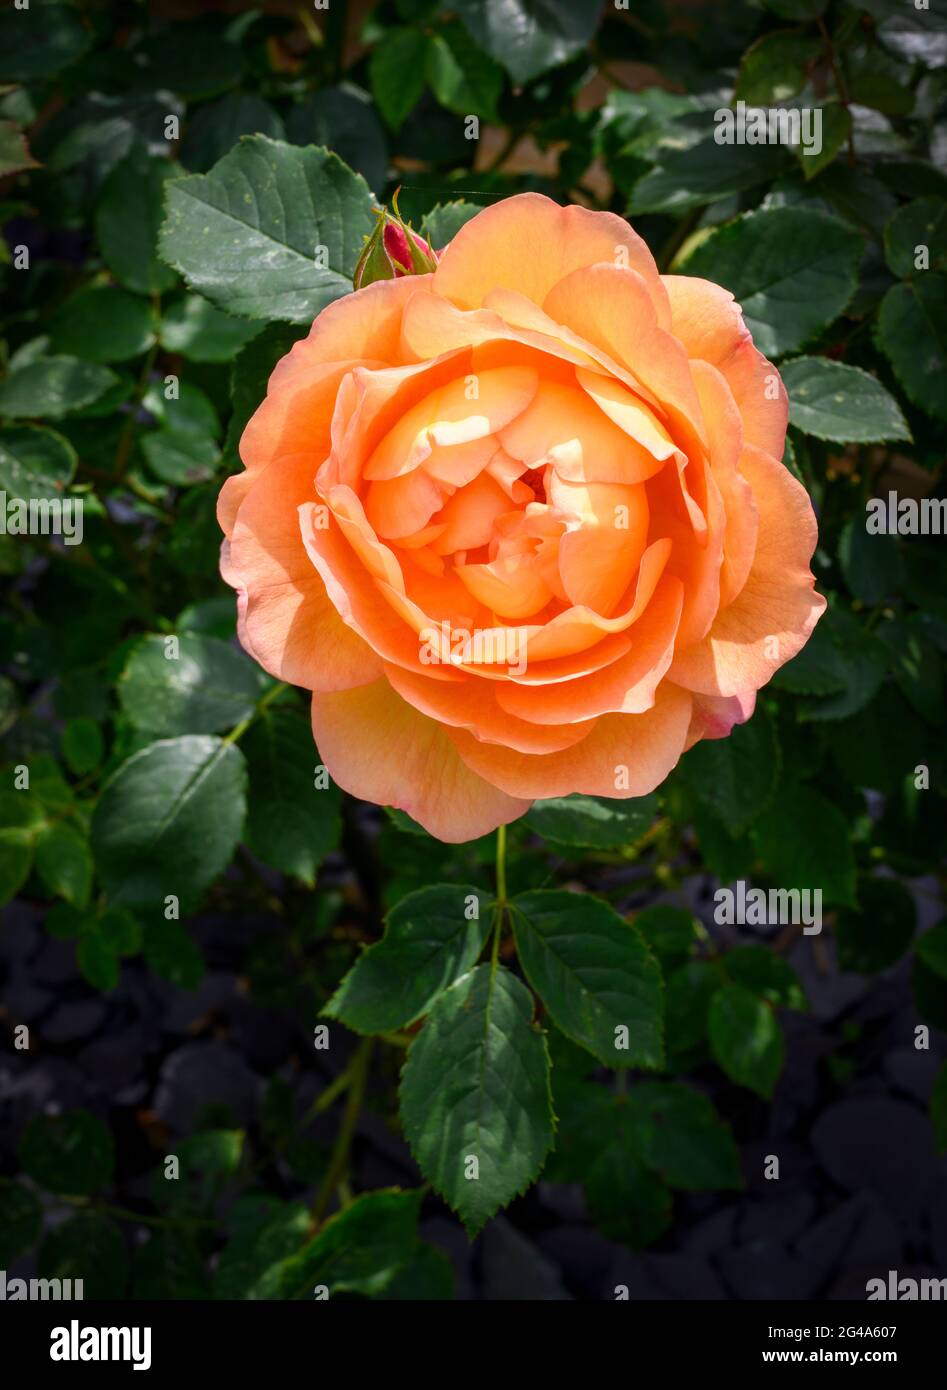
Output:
[{"xmin": 311, "ymin": 679, "xmax": 532, "ymax": 841}]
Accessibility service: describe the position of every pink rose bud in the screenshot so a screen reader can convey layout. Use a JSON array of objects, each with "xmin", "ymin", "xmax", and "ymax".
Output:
[
  {"xmin": 383, "ymin": 221, "xmax": 437, "ymax": 276},
  {"xmin": 353, "ymin": 193, "xmax": 440, "ymax": 290}
]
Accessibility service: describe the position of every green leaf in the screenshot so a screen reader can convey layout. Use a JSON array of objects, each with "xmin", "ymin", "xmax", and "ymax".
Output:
[
  {"xmin": 838, "ymin": 517, "xmax": 903, "ymax": 605},
  {"xmin": 583, "ymin": 1100, "xmax": 673, "ymax": 1248},
  {"xmin": 693, "ymin": 806, "xmax": 757, "ymax": 884},
  {"xmin": 324, "ymin": 883, "xmax": 492, "ymax": 1032},
  {"xmin": 142, "ymin": 914, "xmax": 205, "ymax": 990},
  {"xmin": 19, "ymin": 1110, "xmax": 114, "ymax": 1196},
  {"xmin": 0, "ymin": 356, "xmax": 119, "ymax": 419},
  {"xmin": 708, "ymin": 983, "xmax": 784, "ymax": 1098},
  {"xmin": 0, "ymin": 1179, "xmax": 42, "ymax": 1263},
  {"xmin": 0, "ymin": 425, "xmax": 76, "ymax": 501},
  {"xmin": 35, "ymin": 90, "xmax": 179, "ymax": 211},
  {"xmin": 177, "ymin": 595, "xmax": 236, "ymax": 641},
  {"xmin": 875, "ymin": 274, "xmax": 947, "ymax": 422},
  {"xmin": 932, "ymin": 1060, "xmax": 947, "ymax": 1154},
  {"xmin": 624, "ymin": 1081, "xmax": 743, "ymax": 1190},
  {"xmin": 915, "ymin": 917, "xmax": 947, "ymax": 981},
  {"xmin": 400, "ymin": 965, "xmax": 553, "ymax": 1236},
  {"xmin": 39, "ymin": 1212, "xmax": 128, "ymax": 1300},
  {"xmin": 525, "ymin": 792, "xmax": 657, "ymax": 849},
  {"xmin": 159, "ymin": 293, "xmax": 261, "ymax": 363},
  {"xmin": 545, "ymin": 1076, "xmax": 615, "ymax": 1181},
  {"xmin": 724, "ymin": 944, "xmax": 807, "ymax": 1010},
  {"xmin": 794, "ymin": 608, "xmax": 888, "ymax": 722},
  {"xmin": 630, "ymin": 138, "xmax": 791, "ymax": 216},
  {"xmin": 284, "ymin": 84, "xmax": 389, "ymax": 196},
  {"xmin": 214, "ymin": 1195, "xmax": 310, "ymax": 1299},
  {"xmin": 836, "ymin": 876, "xmax": 916, "ymax": 974},
  {"xmin": 665, "ymin": 961, "xmax": 719, "ymax": 1063},
  {"xmin": 680, "ymin": 208, "xmax": 862, "ymax": 357},
  {"xmin": 369, "ymin": 27, "xmax": 430, "ymax": 130},
  {"xmin": 426, "ymin": 20, "xmax": 503, "ymax": 120},
  {"xmin": 735, "ymin": 30, "xmax": 820, "ymax": 105},
  {"xmin": 419, "ymin": 200, "xmax": 483, "ymax": 250},
  {"xmin": 263, "ymin": 1189, "xmax": 423, "ymax": 1299},
  {"xmin": 679, "ymin": 703, "xmax": 779, "ymax": 835},
  {"xmin": 0, "ymin": 788, "xmax": 41, "ymax": 905},
  {"xmin": 751, "ymin": 782, "xmax": 856, "ymax": 907},
  {"xmin": 98, "ymin": 906, "xmax": 142, "ymax": 955},
  {"xmin": 633, "ymin": 905, "xmax": 698, "ymax": 973},
  {"xmin": 119, "ymin": 634, "xmax": 260, "ymax": 736},
  {"xmin": 384, "ymin": 806, "xmax": 428, "ymax": 836},
  {"xmin": 141, "ymin": 428, "xmax": 219, "ymax": 486},
  {"xmin": 61, "ymin": 716, "xmax": 104, "ymax": 775},
  {"xmin": 179, "ymin": 93, "xmax": 285, "ymax": 173},
  {"xmin": 91, "ymin": 735, "xmax": 247, "ymax": 905},
  {"xmin": 0, "ymin": 120, "xmax": 39, "ymax": 178},
  {"xmin": 781, "ymin": 356, "xmax": 911, "ymax": 443},
  {"xmin": 771, "ymin": 612, "xmax": 848, "ymax": 696},
  {"xmin": 453, "ymin": 0, "xmax": 602, "ymax": 85},
  {"xmin": 160, "ymin": 1129, "xmax": 245, "ymax": 1213},
  {"xmin": 29, "ymin": 755, "xmax": 74, "ymax": 814},
  {"xmin": 883, "ymin": 197, "xmax": 947, "ymax": 278},
  {"xmin": 131, "ymin": 21, "xmax": 244, "ymax": 100},
  {"xmin": 77, "ymin": 928, "xmax": 120, "ymax": 992},
  {"xmin": 35, "ymin": 821, "xmax": 93, "ymax": 908},
  {"xmin": 95, "ymin": 146, "xmax": 180, "ymax": 295},
  {"xmin": 48, "ymin": 284, "xmax": 156, "ymax": 364},
  {"xmin": 913, "ymin": 956, "xmax": 947, "ymax": 1031},
  {"xmin": 511, "ymin": 889, "xmax": 663, "ymax": 1069},
  {"xmin": 382, "ymin": 1240, "xmax": 456, "ymax": 1299},
  {"xmin": 158, "ymin": 136, "xmax": 376, "ymax": 324},
  {"xmin": 796, "ymin": 104, "xmax": 852, "ymax": 180},
  {"xmin": 831, "ymin": 683, "xmax": 928, "ymax": 796},
  {"xmin": 879, "ymin": 617, "xmax": 944, "ymax": 724},
  {"xmin": 0, "ymin": 2, "xmax": 93, "ymax": 81},
  {"xmin": 142, "ymin": 379, "xmax": 220, "ymax": 438},
  {"xmin": 243, "ymin": 707, "xmax": 342, "ymax": 886},
  {"xmin": 76, "ymin": 906, "xmax": 143, "ymax": 988}
]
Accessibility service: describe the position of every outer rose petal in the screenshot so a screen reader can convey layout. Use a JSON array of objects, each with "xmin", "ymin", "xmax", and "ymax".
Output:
[
  {"xmin": 662, "ymin": 274, "xmax": 788, "ymax": 458},
  {"xmin": 690, "ymin": 358, "xmax": 759, "ymax": 608},
  {"xmin": 669, "ymin": 445, "xmax": 826, "ymax": 697},
  {"xmin": 684, "ymin": 690, "xmax": 757, "ymax": 751},
  {"xmin": 311, "ymin": 680, "xmax": 531, "ymax": 842},
  {"xmin": 446, "ymin": 683, "xmax": 693, "ymax": 800},
  {"xmin": 221, "ymin": 276, "xmax": 428, "ymax": 536},
  {"xmin": 433, "ymin": 192, "xmax": 670, "ymax": 328},
  {"xmin": 226, "ymin": 456, "xmax": 381, "ymax": 692}
]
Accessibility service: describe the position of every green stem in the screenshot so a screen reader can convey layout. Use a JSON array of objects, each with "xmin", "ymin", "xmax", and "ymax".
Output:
[
  {"xmin": 223, "ymin": 681, "xmax": 289, "ymax": 745},
  {"xmin": 817, "ymin": 13, "xmax": 856, "ymax": 167},
  {"xmin": 59, "ymin": 1194, "xmax": 217, "ymax": 1230},
  {"xmin": 657, "ymin": 207, "xmax": 701, "ymax": 273},
  {"xmin": 309, "ymin": 1036, "xmax": 373, "ymax": 1227},
  {"xmin": 495, "ymin": 823, "xmax": 508, "ymax": 905},
  {"xmin": 490, "ymin": 823, "xmax": 509, "ymax": 970}
]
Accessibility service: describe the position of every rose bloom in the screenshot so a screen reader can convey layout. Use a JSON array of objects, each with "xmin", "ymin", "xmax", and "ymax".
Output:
[{"xmin": 220, "ymin": 194, "xmax": 824, "ymax": 842}]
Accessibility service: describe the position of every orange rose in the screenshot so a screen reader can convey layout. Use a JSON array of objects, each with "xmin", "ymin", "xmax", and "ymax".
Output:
[{"xmin": 219, "ymin": 194, "xmax": 825, "ymax": 842}]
